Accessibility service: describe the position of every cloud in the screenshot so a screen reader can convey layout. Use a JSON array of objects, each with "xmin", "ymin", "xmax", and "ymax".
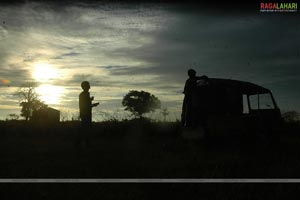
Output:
[
  {"xmin": 0, "ymin": 64, "xmax": 32, "ymax": 87},
  {"xmin": 0, "ymin": 2, "xmax": 299, "ymax": 119}
]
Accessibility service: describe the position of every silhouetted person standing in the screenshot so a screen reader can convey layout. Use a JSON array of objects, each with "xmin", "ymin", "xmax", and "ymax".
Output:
[
  {"xmin": 79, "ymin": 81, "xmax": 99, "ymax": 127},
  {"xmin": 182, "ymin": 69, "xmax": 197, "ymax": 127},
  {"xmin": 182, "ymin": 69, "xmax": 208, "ymax": 128},
  {"xmin": 77, "ymin": 81, "xmax": 99, "ymax": 147}
]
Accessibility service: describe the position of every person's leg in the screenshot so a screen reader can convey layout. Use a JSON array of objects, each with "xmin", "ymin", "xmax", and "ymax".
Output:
[
  {"xmin": 84, "ymin": 116, "xmax": 92, "ymax": 147},
  {"xmin": 185, "ymin": 99, "xmax": 193, "ymax": 127},
  {"xmin": 75, "ymin": 117, "xmax": 89, "ymax": 147}
]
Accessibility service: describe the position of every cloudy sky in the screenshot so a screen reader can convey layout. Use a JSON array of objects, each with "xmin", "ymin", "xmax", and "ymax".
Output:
[{"xmin": 0, "ymin": 1, "xmax": 299, "ymax": 121}]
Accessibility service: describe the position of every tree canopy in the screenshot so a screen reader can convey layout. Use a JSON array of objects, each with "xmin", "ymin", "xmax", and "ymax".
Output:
[
  {"xmin": 17, "ymin": 84, "xmax": 47, "ymax": 121},
  {"xmin": 282, "ymin": 111, "xmax": 300, "ymax": 123},
  {"xmin": 122, "ymin": 90, "xmax": 161, "ymax": 118}
]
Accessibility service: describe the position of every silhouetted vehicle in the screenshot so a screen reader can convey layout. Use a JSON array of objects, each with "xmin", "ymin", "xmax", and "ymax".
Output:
[{"xmin": 182, "ymin": 78, "xmax": 283, "ymax": 142}]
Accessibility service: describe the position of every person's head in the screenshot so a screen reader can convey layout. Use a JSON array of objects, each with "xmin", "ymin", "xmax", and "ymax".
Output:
[
  {"xmin": 81, "ymin": 81, "xmax": 90, "ymax": 91},
  {"xmin": 187, "ymin": 69, "xmax": 196, "ymax": 78}
]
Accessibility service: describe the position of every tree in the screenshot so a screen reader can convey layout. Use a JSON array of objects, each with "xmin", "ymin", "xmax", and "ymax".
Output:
[
  {"xmin": 122, "ymin": 90, "xmax": 161, "ymax": 118},
  {"xmin": 16, "ymin": 84, "xmax": 47, "ymax": 121},
  {"xmin": 282, "ymin": 111, "xmax": 300, "ymax": 123}
]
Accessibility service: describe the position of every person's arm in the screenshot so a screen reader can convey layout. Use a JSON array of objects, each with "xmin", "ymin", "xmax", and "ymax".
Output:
[
  {"xmin": 92, "ymin": 102, "xmax": 99, "ymax": 107},
  {"xmin": 196, "ymin": 75, "xmax": 208, "ymax": 80},
  {"xmin": 183, "ymin": 80, "xmax": 188, "ymax": 94},
  {"xmin": 200, "ymin": 75, "xmax": 208, "ymax": 79},
  {"xmin": 199, "ymin": 75, "xmax": 209, "ymax": 86},
  {"xmin": 90, "ymin": 95, "xmax": 99, "ymax": 107}
]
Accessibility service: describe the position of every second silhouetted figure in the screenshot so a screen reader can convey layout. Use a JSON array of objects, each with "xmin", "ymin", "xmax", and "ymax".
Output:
[{"xmin": 182, "ymin": 69, "xmax": 208, "ymax": 128}]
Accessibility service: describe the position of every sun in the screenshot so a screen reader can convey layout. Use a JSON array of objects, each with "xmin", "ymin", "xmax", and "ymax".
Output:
[
  {"xmin": 36, "ymin": 84, "xmax": 65, "ymax": 105},
  {"xmin": 32, "ymin": 62, "xmax": 58, "ymax": 82}
]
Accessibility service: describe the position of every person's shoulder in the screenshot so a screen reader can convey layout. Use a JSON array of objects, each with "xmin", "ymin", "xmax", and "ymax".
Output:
[
  {"xmin": 79, "ymin": 91, "xmax": 88, "ymax": 97},
  {"xmin": 185, "ymin": 77, "xmax": 192, "ymax": 82}
]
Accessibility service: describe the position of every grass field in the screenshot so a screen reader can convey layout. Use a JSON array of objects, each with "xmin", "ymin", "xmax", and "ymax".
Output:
[
  {"xmin": 1, "ymin": 119, "xmax": 300, "ymax": 179},
  {"xmin": 1, "ymin": 120, "xmax": 300, "ymax": 199}
]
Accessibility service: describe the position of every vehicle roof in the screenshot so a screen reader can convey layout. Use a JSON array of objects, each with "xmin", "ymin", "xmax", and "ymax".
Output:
[{"xmin": 207, "ymin": 78, "xmax": 271, "ymax": 95}]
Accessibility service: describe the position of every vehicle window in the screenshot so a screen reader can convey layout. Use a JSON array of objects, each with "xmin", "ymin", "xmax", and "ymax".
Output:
[
  {"xmin": 243, "ymin": 95, "xmax": 249, "ymax": 114},
  {"xmin": 249, "ymin": 95, "xmax": 258, "ymax": 109},
  {"xmin": 249, "ymin": 93, "xmax": 274, "ymax": 110}
]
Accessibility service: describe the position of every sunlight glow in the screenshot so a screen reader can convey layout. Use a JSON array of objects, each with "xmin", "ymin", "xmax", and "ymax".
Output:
[
  {"xmin": 32, "ymin": 62, "xmax": 58, "ymax": 82},
  {"xmin": 36, "ymin": 84, "xmax": 65, "ymax": 105}
]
